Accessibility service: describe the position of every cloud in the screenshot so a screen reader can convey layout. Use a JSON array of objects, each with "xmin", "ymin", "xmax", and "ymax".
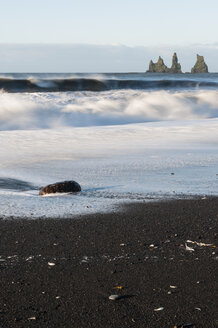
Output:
[{"xmin": 0, "ymin": 43, "xmax": 217, "ymax": 72}]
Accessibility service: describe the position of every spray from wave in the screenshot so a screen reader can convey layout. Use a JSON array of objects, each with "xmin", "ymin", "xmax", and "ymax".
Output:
[{"xmin": 1, "ymin": 89, "xmax": 218, "ymax": 130}]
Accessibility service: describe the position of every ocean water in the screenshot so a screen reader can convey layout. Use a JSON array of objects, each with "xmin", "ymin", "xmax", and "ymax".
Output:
[{"xmin": 0, "ymin": 73, "xmax": 218, "ymax": 218}]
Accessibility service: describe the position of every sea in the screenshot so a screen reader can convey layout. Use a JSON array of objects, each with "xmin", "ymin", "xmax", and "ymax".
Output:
[{"xmin": 0, "ymin": 72, "xmax": 218, "ymax": 218}]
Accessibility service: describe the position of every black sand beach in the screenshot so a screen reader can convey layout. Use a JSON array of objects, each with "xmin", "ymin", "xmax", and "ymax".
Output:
[{"xmin": 0, "ymin": 197, "xmax": 217, "ymax": 327}]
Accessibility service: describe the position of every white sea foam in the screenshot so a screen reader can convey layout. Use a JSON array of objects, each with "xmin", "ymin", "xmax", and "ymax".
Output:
[
  {"xmin": 1, "ymin": 89, "xmax": 218, "ymax": 130},
  {"xmin": 0, "ymin": 88, "xmax": 218, "ymax": 218},
  {"xmin": 0, "ymin": 120, "xmax": 218, "ymax": 218}
]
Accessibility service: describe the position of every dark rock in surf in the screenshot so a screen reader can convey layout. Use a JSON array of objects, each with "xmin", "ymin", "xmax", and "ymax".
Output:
[
  {"xmin": 170, "ymin": 53, "xmax": 182, "ymax": 73},
  {"xmin": 147, "ymin": 56, "xmax": 170, "ymax": 73},
  {"xmin": 191, "ymin": 54, "xmax": 208, "ymax": 73},
  {"xmin": 39, "ymin": 180, "xmax": 81, "ymax": 196}
]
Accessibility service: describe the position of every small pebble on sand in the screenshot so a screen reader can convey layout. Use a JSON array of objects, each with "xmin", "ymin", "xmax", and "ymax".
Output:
[{"xmin": 154, "ymin": 307, "xmax": 164, "ymax": 311}]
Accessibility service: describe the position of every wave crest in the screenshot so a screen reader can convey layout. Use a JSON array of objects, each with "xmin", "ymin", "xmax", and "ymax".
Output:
[{"xmin": 1, "ymin": 77, "xmax": 218, "ymax": 93}]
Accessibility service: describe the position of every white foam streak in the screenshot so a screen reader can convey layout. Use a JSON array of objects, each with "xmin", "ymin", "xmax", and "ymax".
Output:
[{"xmin": 28, "ymin": 78, "xmax": 56, "ymax": 88}]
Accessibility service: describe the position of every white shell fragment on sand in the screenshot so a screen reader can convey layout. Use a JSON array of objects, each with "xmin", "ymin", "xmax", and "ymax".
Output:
[
  {"xmin": 154, "ymin": 307, "xmax": 164, "ymax": 311},
  {"xmin": 109, "ymin": 294, "xmax": 120, "ymax": 301},
  {"xmin": 195, "ymin": 307, "xmax": 201, "ymax": 311},
  {"xmin": 48, "ymin": 262, "xmax": 55, "ymax": 266},
  {"xmin": 28, "ymin": 316, "xmax": 36, "ymax": 320},
  {"xmin": 186, "ymin": 240, "xmax": 215, "ymax": 247},
  {"xmin": 170, "ymin": 285, "xmax": 177, "ymax": 289},
  {"xmin": 26, "ymin": 256, "xmax": 33, "ymax": 261},
  {"xmin": 185, "ymin": 243, "xmax": 195, "ymax": 252}
]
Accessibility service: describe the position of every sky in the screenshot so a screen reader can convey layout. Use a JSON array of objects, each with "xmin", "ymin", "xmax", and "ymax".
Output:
[{"xmin": 0, "ymin": 0, "xmax": 218, "ymax": 72}]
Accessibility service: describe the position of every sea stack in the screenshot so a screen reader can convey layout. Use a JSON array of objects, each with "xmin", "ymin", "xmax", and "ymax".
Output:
[
  {"xmin": 147, "ymin": 56, "xmax": 169, "ymax": 73},
  {"xmin": 191, "ymin": 54, "xmax": 208, "ymax": 73},
  {"xmin": 170, "ymin": 52, "xmax": 182, "ymax": 73},
  {"xmin": 148, "ymin": 60, "xmax": 155, "ymax": 73}
]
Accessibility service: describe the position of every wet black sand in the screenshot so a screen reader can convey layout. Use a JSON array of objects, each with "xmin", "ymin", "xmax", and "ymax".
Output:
[{"xmin": 0, "ymin": 197, "xmax": 217, "ymax": 327}]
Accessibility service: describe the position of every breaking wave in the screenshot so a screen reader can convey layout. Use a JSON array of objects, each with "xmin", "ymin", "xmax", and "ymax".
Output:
[
  {"xmin": 1, "ymin": 77, "xmax": 218, "ymax": 93},
  {"xmin": 1, "ymin": 89, "xmax": 218, "ymax": 130}
]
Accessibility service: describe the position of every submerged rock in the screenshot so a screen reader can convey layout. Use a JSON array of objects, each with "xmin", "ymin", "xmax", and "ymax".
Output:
[
  {"xmin": 170, "ymin": 53, "xmax": 182, "ymax": 73},
  {"xmin": 39, "ymin": 180, "xmax": 81, "ymax": 195},
  {"xmin": 191, "ymin": 54, "xmax": 208, "ymax": 73},
  {"xmin": 147, "ymin": 56, "xmax": 170, "ymax": 73}
]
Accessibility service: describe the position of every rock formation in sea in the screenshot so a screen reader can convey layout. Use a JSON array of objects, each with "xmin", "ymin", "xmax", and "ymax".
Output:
[
  {"xmin": 39, "ymin": 180, "xmax": 81, "ymax": 195},
  {"xmin": 191, "ymin": 54, "xmax": 208, "ymax": 73},
  {"xmin": 170, "ymin": 52, "xmax": 182, "ymax": 73},
  {"xmin": 147, "ymin": 56, "xmax": 170, "ymax": 73}
]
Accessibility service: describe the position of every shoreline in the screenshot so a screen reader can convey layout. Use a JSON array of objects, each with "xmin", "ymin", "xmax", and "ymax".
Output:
[
  {"xmin": 0, "ymin": 197, "xmax": 217, "ymax": 327},
  {"xmin": 1, "ymin": 193, "xmax": 216, "ymax": 221}
]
